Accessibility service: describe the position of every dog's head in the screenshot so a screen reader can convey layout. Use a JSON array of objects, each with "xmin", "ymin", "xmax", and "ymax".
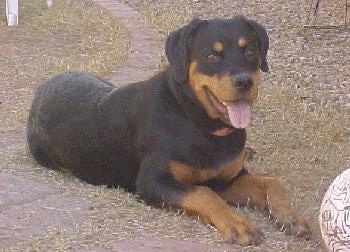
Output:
[{"xmin": 166, "ymin": 17, "xmax": 269, "ymax": 129}]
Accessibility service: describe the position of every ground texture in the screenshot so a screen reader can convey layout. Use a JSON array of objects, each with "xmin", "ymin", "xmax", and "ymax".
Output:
[{"xmin": 0, "ymin": 0, "xmax": 349, "ymax": 251}]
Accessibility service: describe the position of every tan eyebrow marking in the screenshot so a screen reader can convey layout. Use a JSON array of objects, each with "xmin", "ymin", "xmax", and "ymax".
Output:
[
  {"xmin": 238, "ymin": 37, "xmax": 247, "ymax": 48},
  {"xmin": 213, "ymin": 41, "xmax": 224, "ymax": 52}
]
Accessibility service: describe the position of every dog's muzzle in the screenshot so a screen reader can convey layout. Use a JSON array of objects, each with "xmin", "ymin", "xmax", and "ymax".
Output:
[{"xmin": 232, "ymin": 72, "xmax": 253, "ymax": 92}]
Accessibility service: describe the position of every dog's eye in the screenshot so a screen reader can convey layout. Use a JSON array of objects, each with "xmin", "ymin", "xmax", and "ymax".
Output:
[
  {"xmin": 207, "ymin": 54, "xmax": 220, "ymax": 62},
  {"xmin": 246, "ymin": 49, "xmax": 256, "ymax": 57}
]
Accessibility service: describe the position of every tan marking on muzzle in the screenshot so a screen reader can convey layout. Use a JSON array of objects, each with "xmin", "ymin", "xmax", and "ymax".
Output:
[
  {"xmin": 189, "ymin": 61, "xmax": 235, "ymax": 119},
  {"xmin": 250, "ymin": 71, "xmax": 260, "ymax": 100},
  {"xmin": 188, "ymin": 61, "xmax": 261, "ymax": 119}
]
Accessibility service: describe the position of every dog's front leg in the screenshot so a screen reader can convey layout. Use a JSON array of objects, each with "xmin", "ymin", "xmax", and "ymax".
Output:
[
  {"xmin": 219, "ymin": 174, "xmax": 312, "ymax": 238},
  {"xmin": 136, "ymin": 153, "xmax": 263, "ymax": 246}
]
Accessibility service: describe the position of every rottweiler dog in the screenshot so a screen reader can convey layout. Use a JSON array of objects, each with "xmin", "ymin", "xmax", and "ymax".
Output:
[{"xmin": 27, "ymin": 16, "xmax": 311, "ymax": 246}]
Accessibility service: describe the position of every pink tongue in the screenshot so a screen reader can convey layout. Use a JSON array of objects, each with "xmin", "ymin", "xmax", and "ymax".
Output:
[{"xmin": 223, "ymin": 100, "xmax": 251, "ymax": 129}]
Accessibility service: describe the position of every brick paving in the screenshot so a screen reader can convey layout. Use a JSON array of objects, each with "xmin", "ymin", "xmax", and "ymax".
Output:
[
  {"xmin": 0, "ymin": 130, "xmax": 93, "ymax": 249},
  {"xmin": 91, "ymin": 0, "xmax": 162, "ymax": 85},
  {"xmin": 78, "ymin": 236, "xmax": 224, "ymax": 252}
]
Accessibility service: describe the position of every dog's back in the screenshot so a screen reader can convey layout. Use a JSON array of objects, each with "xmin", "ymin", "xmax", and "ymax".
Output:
[
  {"xmin": 27, "ymin": 72, "xmax": 137, "ymax": 186},
  {"xmin": 27, "ymin": 72, "xmax": 111, "ymax": 161},
  {"xmin": 27, "ymin": 71, "xmax": 166, "ymax": 189}
]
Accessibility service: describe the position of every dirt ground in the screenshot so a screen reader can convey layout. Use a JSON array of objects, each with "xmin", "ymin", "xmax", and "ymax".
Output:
[{"xmin": 0, "ymin": 0, "xmax": 349, "ymax": 251}]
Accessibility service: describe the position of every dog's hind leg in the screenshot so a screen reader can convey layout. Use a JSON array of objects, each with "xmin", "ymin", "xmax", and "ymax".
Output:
[{"xmin": 27, "ymin": 133, "xmax": 62, "ymax": 170}]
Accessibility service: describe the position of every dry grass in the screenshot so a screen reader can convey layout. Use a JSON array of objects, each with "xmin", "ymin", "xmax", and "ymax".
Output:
[
  {"xmin": 305, "ymin": 0, "xmax": 349, "ymax": 27},
  {"xmin": 0, "ymin": 0, "xmax": 128, "ymax": 131}
]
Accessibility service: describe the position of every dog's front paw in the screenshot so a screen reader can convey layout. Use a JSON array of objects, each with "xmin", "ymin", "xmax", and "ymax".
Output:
[
  {"xmin": 273, "ymin": 211, "xmax": 312, "ymax": 239},
  {"xmin": 216, "ymin": 213, "xmax": 263, "ymax": 246}
]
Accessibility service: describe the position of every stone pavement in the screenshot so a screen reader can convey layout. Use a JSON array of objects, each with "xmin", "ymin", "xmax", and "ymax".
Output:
[
  {"xmin": 92, "ymin": 0, "xmax": 163, "ymax": 86},
  {"xmin": 0, "ymin": 1, "xmax": 225, "ymax": 251}
]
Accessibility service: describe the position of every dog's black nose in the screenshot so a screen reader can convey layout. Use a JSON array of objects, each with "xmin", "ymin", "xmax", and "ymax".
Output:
[{"xmin": 234, "ymin": 74, "xmax": 253, "ymax": 91}]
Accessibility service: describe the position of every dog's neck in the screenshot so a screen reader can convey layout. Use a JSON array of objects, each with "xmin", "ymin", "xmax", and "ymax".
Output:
[{"xmin": 167, "ymin": 71, "xmax": 236, "ymax": 137}]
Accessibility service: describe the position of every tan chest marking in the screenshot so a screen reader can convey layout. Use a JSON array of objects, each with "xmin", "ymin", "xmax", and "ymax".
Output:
[
  {"xmin": 213, "ymin": 41, "xmax": 224, "ymax": 53},
  {"xmin": 169, "ymin": 149, "xmax": 246, "ymax": 184}
]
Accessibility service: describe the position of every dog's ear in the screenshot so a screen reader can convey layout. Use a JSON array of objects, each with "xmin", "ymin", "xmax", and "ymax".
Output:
[
  {"xmin": 165, "ymin": 19, "xmax": 203, "ymax": 83},
  {"xmin": 246, "ymin": 19, "xmax": 269, "ymax": 72}
]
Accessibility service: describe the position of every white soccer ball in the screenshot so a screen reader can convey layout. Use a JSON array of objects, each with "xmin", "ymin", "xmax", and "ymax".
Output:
[{"xmin": 319, "ymin": 169, "xmax": 350, "ymax": 251}]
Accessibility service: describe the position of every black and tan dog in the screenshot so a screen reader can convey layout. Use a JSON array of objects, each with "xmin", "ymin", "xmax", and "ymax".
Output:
[{"xmin": 27, "ymin": 16, "xmax": 311, "ymax": 246}]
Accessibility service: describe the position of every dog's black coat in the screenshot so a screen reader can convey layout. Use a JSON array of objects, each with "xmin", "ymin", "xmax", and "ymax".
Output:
[
  {"xmin": 27, "ymin": 69, "xmax": 246, "ymax": 193},
  {"xmin": 27, "ymin": 16, "xmax": 267, "ymax": 204}
]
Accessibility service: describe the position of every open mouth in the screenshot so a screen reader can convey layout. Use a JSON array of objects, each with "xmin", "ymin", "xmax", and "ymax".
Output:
[{"xmin": 205, "ymin": 88, "xmax": 251, "ymax": 129}]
